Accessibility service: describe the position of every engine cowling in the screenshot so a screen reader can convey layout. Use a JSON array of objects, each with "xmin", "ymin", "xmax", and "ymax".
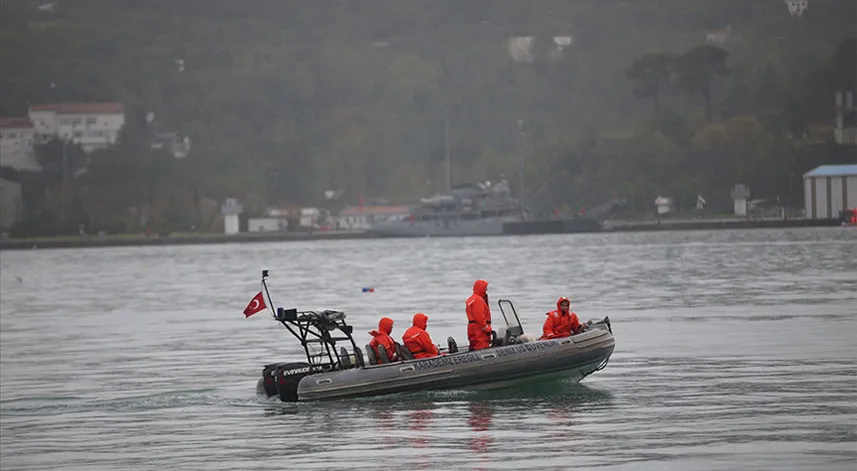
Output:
[{"xmin": 273, "ymin": 362, "xmax": 312, "ymax": 402}]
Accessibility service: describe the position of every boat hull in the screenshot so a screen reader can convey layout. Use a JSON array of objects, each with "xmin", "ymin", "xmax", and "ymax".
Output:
[
  {"xmin": 370, "ymin": 218, "xmax": 516, "ymax": 237},
  {"xmin": 290, "ymin": 326, "xmax": 614, "ymax": 402}
]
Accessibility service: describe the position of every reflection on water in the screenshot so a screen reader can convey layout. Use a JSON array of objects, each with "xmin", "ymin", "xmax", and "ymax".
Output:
[
  {"xmin": 408, "ymin": 407, "xmax": 434, "ymax": 469},
  {"xmin": 1, "ymin": 228, "xmax": 855, "ymax": 470},
  {"xmin": 468, "ymin": 403, "xmax": 492, "ymax": 432},
  {"xmin": 467, "ymin": 403, "xmax": 493, "ymax": 471}
]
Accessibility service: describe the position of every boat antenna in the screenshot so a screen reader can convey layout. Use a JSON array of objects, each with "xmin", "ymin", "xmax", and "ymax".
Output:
[{"xmin": 261, "ymin": 269, "xmax": 277, "ymax": 319}]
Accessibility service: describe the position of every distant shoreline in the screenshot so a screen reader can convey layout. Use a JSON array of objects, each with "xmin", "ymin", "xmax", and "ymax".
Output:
[
  {"xmin": 0, "ymin": 217, "xmax": 845, "ymax": 251},
  {"xmin": 0, "ymin": 230, "xmax": 378, "ymax": 251},
  {"xmin": 601, "ymin": 217, "xmax": 843, "ymax": 232}
]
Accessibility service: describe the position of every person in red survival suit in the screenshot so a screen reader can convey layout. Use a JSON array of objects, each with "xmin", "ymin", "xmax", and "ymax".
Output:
[
  {"xmin": 540, "ymin": 296, "xmax": 586, "ymax": 340},
  {"xmin": 466, "ymin": 279, "xmax": 493, "ymax": 351},
  {"xmin": 368, "ymin": 316, "xmax": 397, "ymax": 362},
  {"xmin": 402, "ymin": 313, "xmax": 440, "ymax": 359}
]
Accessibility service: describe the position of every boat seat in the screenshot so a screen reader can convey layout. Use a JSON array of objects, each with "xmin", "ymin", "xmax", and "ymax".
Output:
[
  {"xmin": 396, "ymin": 343, "xmax": 415, "ymax": 361},
  {"xmin": 492, "ymin": 325, "xmax": 524, "ymax": 347},
  {"xmin": 506, "ymin": 325, "xmax": 524, "ymax": 338},
  {"xmin": 377, "ymin": 346, "xmax": 390, "ymax": 364},
  {"xmin": 447, "ymin": 337, "xmax": 458, "ymax": 353},
  {"xmin": 353, "ymin": 346, "xmax": 365, "ymax": 368},
  {"xmin": 504, "ymin": 327, "xmax": 523, "ymax": 345},
  {"xmin": 340, "ymin": 347, "xmax": 353, "ymax": 369},
  {"xmin": 365, "ymin": 344, "xmax": 377, "ymax": 365}
]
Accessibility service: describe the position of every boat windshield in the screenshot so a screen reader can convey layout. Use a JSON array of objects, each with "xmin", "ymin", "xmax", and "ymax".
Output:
[{"xmin": 497, "ymin": 299, "xmax": 523, "ymax": 332}]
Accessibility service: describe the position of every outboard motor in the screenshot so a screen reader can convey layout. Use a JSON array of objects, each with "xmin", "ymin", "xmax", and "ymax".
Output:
[
  {"xmin": 260, "ymin": 363, "xmax": 284, "ymax": 397},
  {"xmin": 272, "ymin": 362, "xmax": 312, "ymax": 402}
]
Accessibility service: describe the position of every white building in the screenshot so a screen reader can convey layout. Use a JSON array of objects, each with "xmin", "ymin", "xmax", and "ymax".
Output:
[
  {"xmin": 654, "ymin": 196, "xmax": 673, "ymax": 215},
  {"xmin": 337, "ymin": 205, "xmax": 412, "ymax": 230},
  {"xmin": 247, "ymin": 217, "xmax": 288, "ymax": 232},
  {"xmin": 300, "ymin": 208, "xmax": 320, "ymax": 228},
  {"xmin": 28, "ymin": 102, "xmax": 125, "ymax": 153},
  {"xmin": 152, "ymin": 132, "xmax": 192, "ymax": 158},
  {"xmin": 705, "ymin": 25, "xmax": 732, "ymax": 44},
  {"xmin": 221, "ymin": 198, "xmax": 243, "ymax": 235},
  {"xmin": 803, "ymin": 164, "xmax": 857, "ymax": 219},
  {"xmin": 731, "ymin": 184, "xmax": 750, "ymax": 216},
  {"xmin": 0, "ymin": 117, "xmax": 41, "ymax": 171}
]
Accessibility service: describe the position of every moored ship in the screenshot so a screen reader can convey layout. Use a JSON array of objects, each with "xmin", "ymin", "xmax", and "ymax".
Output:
[{"xmin": 370, "ymin": 179, "xmax": 525, "ymax": 237}]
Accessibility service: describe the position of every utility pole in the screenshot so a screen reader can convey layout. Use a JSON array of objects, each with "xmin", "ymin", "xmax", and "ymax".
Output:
[
  {"xmin": 60, "ymin": 136, "xmax": 73, "ymax": 221},
  {"xmin": 61, "ymin": 137, "xmax": 68, "ymax": 198},
  {"xmin": 444, "ymin": 108, "xmax": 451, "ymax": 193}
]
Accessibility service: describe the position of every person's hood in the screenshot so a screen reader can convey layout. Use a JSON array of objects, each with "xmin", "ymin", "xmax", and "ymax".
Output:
[
  {"xmin": 473, "ymin": 279, "xmax": 488, "ymax": 297},
  {"xmin": 370, "ymin": 317, "xmax": 394, "ymax": 336},
  {"xmin": 379, "ymin": 317, "xmax": 394, "ymax": 334},
  {"xmin": 412, "ymin": 312, "xmax": 428, "ymax": 330},
  {"xmin": 549, "ymin": 296, "xmax": 571, "ymax": 314}
]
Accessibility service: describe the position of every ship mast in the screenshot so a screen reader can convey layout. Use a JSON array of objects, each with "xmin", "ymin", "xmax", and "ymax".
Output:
[
  {"xmin": 517, "ymin": 119, "xmax": 526, "ymax": 216},
  {"xmin": 445, "ymin": 108, "xmax": 451, "ymax": 193}
]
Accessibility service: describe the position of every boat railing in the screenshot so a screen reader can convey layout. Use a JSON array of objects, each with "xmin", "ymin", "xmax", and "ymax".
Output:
[{"xmin": 274, "ymin": 307, "xmax": 362, "ymax": 372}]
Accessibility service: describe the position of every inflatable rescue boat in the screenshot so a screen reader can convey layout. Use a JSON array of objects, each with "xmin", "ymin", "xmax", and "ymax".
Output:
[{"xmin": 252, "ymin": 271, "xmax": 615, "ymax": 402}]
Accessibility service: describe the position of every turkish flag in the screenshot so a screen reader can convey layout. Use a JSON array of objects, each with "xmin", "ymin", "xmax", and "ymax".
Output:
[{"xmin": 243, "ymin": 291, "xmax": 267, "ymax": 317}]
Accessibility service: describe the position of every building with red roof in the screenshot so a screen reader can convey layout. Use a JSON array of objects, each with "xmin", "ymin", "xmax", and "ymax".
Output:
[{"xmin": 28, "ymin": 102, "xmax": 125, "ymax": 152}]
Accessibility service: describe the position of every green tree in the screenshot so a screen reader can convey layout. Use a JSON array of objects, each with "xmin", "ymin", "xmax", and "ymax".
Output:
[
  {"xmin": 690, "ymin": 115, "xmax": 777, "ymax": 195},
  {"xmin": 34, "ymin": 138, "xmax": 87, "ymax": 178},
  {"xmin": 676, "ymin": 45, "xmax": 731, "ymax": 121},
  {"xmin": 626, "ymin": 53, "xmax": 678, "ymax": 114}
]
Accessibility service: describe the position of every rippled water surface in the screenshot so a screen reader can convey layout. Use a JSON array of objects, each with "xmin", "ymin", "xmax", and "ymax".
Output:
[{"xmin": 1, "ymin": 228, "xmax": 856, "ymax": 470}]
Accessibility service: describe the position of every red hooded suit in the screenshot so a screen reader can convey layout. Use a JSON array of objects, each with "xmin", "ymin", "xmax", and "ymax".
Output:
[
  {"xmin": 368, "ymin": 317, "xmax": 397, "ymax": 362},
  {"xmin": 466, "ymin": 279, "xmax": 493, "ymax": 351},
  {"xmin": 402, "ymin": 313, "xmax": 439, "ymax": 359},
  {"xmin": 540, "ymin": 297, "xmax": 583, "ymax": 340}
]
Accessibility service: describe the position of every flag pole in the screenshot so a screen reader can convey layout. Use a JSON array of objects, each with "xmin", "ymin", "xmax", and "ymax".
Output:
[{"xmin": 261, "ymin": 269, "xmax": 276, "ymax": 319}]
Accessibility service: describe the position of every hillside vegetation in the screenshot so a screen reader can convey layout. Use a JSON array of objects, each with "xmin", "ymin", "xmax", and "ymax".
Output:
[{"xmin": 1, "ymin": 0, "xmax": 855, "ymax": 234}]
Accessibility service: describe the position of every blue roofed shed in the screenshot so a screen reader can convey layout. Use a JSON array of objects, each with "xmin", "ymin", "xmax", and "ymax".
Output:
[{"xmin": 803, "ymin": 164, "xmax": 857, "ymax": 218}]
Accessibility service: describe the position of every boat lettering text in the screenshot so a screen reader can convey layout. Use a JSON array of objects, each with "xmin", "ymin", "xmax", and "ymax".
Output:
[
  {"xmin": 283, "ymin": 367, "xmax": 312, "ymax": 376},
  {"xmin": 414, "ymin": 352, "xmax": 480, "ymax": 370},
  {"xmin": 413, "ymin": 341, "xmax": 556, "ymax": 370},
  {"xmin": 495, "ymin": 341, "xmax": 554, "ymax": 357}
]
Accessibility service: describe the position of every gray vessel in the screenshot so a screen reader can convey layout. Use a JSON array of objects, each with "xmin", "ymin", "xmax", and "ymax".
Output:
[
  {"xmin": 370, "ymin": 180, "xmax": 525, "ymax": 237},
  {"xmin": 254, "ymin": 272, "xmax": 615, "ymax": 402}
]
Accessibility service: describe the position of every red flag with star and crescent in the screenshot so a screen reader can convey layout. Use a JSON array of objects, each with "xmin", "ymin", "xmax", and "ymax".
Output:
[{"xmin": 243, "ymin": 291, "xmax": 267, "ymax": 318}]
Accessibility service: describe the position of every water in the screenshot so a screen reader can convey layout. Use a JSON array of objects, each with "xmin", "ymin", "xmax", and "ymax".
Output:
[{"xmin": 1, "ymin": 228, "xmax": 855, "ymax": 470}]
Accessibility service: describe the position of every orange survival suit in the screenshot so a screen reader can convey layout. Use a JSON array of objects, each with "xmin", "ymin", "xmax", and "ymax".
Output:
[
  {"xmin": 368, "ymin": 317, "xmax": 397, "ymax": 362},
  {"xmin": 402, "ymin": 313, "xmax": 439, "ymax": 359},
  {"xmin": 466, "ymin": 279, "xmax": 493, "ymax": 351},
  {"xmin": 540, "ymin": 297, "xmax": 584, "ymax": 340}
]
